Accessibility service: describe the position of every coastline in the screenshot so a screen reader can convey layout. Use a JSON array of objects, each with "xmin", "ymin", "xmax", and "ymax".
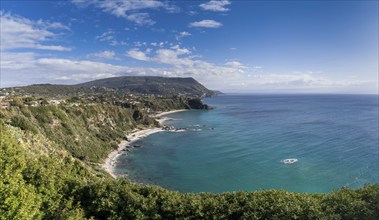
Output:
[
  {"xmin": 102, "ymin": 109, "xmax": 188, "ymax": 178},
  {"xmin": 155, "ymin": 109, "xmax": 189, "ymax": 117}
]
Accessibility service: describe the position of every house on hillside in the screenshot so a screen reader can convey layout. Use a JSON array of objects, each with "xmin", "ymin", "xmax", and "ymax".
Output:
[
  {"xmin": 48, "ymin": 99, "xmax": 65, "ymax": 105},
  {"xmin": 25, "ymin": 101, "xmax": 39, "ymax": 107},
  {"xmin": 0, "ymin": 102, "xmax": 10, "ymax": 108}
]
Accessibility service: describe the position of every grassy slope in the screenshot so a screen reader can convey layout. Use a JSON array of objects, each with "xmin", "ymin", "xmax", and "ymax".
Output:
[{"xmin": 1, "ymin": 100, "xmax": 378, "ymax": 219}]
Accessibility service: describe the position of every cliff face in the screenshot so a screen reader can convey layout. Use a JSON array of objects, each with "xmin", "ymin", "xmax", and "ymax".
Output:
[
  {"xmin": 2, "ymin": 103, "xmax": 146, "ymax": 162},
  {"xmin": 0, "ymin": 96, "xmax": 211, "ymax": 162}
]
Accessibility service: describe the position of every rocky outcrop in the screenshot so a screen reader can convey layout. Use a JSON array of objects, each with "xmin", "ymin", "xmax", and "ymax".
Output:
[{"xmin": 186, "ymin": 98, "xmax": 212, "ymax": 110}]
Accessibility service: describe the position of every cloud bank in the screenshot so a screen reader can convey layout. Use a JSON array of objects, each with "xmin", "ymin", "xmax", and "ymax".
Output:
[{"xmin": 0, "ymin": 12, "xmax": 71, "ymax": 51}]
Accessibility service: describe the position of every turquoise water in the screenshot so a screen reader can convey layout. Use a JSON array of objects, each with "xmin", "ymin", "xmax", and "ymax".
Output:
[{"xmin": 114, "ymin": 94, "xmax": 379, "ymax": 193}]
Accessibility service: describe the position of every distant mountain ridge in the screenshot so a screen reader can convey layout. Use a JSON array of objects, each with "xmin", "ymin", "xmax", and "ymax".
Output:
[
  {"xmin": 5, "ymin": 76, "xmax": 218, "ymax": 97},
  {"xmin": 77, "ymin": 76, "xmax": 217, "ymax": 97}
]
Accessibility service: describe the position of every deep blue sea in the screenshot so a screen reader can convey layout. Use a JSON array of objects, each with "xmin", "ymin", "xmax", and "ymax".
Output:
[{"xmin": 114, "ymin": 94, "xmax": 379, "ymax": 193}]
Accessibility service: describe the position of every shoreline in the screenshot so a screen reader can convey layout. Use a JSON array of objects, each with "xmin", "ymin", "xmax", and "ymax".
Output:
[
  {"xmin": 155, "ymin": 109, "xmax": 189, "ymax": 117},
  {"xmin": 102, "ymin": 109, "xmax": 188, "ymax": 178}
]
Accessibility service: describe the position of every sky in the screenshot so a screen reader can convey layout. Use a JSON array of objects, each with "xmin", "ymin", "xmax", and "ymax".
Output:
[{"xmin": 0, "ymin": 0, "xmax": 378, "ymax": 94}]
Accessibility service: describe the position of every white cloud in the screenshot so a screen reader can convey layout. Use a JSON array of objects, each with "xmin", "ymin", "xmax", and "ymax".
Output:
[
  {"xmin": 134, "ymin": 41, "xmax": 148, "ymax": 47},
  {"xmin": 176, "ymin": 31, "xmax": 191, "ymax": 40},
  {"xmin": 34, "ymin": 45, "xmax": 71, "ymax": 51},
  {"xmin": 189, "ymin": 20, "xmax": 222, "ymax": 28},
  {"xmin": 200, "ymin": 0, "xmax": 231, "ymax": 12},
  {"xmin": 125, "ymin": 45, "xmax": 245, "ymax": 79},
  {"xmin": 154, "ymin": 46, "xmax": 193, "ymax": 67},
  {"xmin": 0, "ymin": 52, "xmax": 36, "ymax": 70},
  {"xmin": 127, "ymin": 45, "xmax": 194, "ymax": 67},
  {"xmin": 71, "ymin": 0, "xmax": 177, "ymax": 25},
  {"xmin": 0, "ymin": 12, "xmax": 71, "ymax": 51},
  {"xmin": 88, "ymin": 50, "xmax": 117, "ymax": 59},
  {"xmin": 0, "ymin": 52, "xmax": 125, "ymax": 86},
  {"xmin": 98, "ymin": 0, "xmax": 168, "ymax": 13},
  {"xmin": 170, "ymin": 45, "xmax": 191, "ymax": 55},
  {"xmin": 55, "ymin": 73, "xmax": 117, "ymax": 81},
  {"xmin": 150, "ymin": 41, "xmax": 167, "ymax": 47},
  {"xmin": 225, "ymin": 61, "xmax": 246, "ymax": 68},
  {"xmin": 126, "ymin": 48, "xmax": 150, "ymax": 61},
  {"xmin": 127, "ymin": 13, "xmax": 155, "ymax": 26},
  {"xmin": 187, "ymin": 11, "xmax": 198, "ymax": 16},
  {"xmin": 96, "ymin": 30, "xmax": 115, "ymax": 42},
  {"xmin": 95, "ymin": 30, "xmax": 127, "ymax": 46}
]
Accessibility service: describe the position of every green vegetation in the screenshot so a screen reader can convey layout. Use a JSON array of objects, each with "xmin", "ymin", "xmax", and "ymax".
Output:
[
  {"xmin": 0, "ymin": 95, "xmax": 210, "ymax": 161},
  {"xmin": 1, "ymin": 94, "xmax": 378, "ymax": 219},
  {"xmin": 0, "ymin": 123, "xmax": 91, "ymax": 219},
  {"xmin": 78, "ymin": 76, "xmax": 217, "ymax": 97},
  {"xmin": 1, "ymin": 76, "xmax": 218, "ymax": 98},
  {"xmin": 2, "ymin": 102, "xmax": 145, "ymax": 162}
]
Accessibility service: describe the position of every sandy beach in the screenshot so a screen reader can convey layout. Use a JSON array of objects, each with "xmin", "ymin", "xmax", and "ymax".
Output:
[
  {"xmin": 155, "ymin": 109, "xmax": 189, "ymax": 123},
  {"xmin": 155, "ymin": 109, "xmax": 189, "ymax": 117},
  {"xmin": 102, "ymin": 109, "xmax": 188, "ymax": 178}
]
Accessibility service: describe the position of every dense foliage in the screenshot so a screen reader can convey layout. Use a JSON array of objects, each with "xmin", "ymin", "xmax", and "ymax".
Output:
[
  {"xmin": 1, "ymin": 96, "xmax": 378, "ymax": 219},
  {"xmin": 0, "ymin": 123, "xmax": 91, "ymax": 219}
]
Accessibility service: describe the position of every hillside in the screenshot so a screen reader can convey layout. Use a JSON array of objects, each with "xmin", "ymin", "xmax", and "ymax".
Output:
[
  {"xmin": 2, "ymin": 76, "xmax": 217, "ymax": 98},
  {"xmin": 78, "ymin": 76, "xmax": 217, "ymax": 97}
]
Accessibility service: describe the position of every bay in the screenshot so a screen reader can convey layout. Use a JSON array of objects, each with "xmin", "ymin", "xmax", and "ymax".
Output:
[{"xmin": 114, "ymin": 94, "xmax": 379, "ymax": 193}]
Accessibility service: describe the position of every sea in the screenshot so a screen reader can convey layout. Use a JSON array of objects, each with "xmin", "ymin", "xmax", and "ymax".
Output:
[{"xmin": 114, "ymin": 94, "xmax": 379, "ymax": 193}]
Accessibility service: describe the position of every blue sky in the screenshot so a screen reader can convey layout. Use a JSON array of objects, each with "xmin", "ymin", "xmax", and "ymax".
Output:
[{"xmin": 1, "ymin": 0, "xmax": 378, "ymax": 93}]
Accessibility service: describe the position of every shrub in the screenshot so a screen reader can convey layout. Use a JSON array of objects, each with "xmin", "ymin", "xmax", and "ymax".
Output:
[{"xmin": 9, "ymin": 116, "xmax": 37, "ymax": 133}]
